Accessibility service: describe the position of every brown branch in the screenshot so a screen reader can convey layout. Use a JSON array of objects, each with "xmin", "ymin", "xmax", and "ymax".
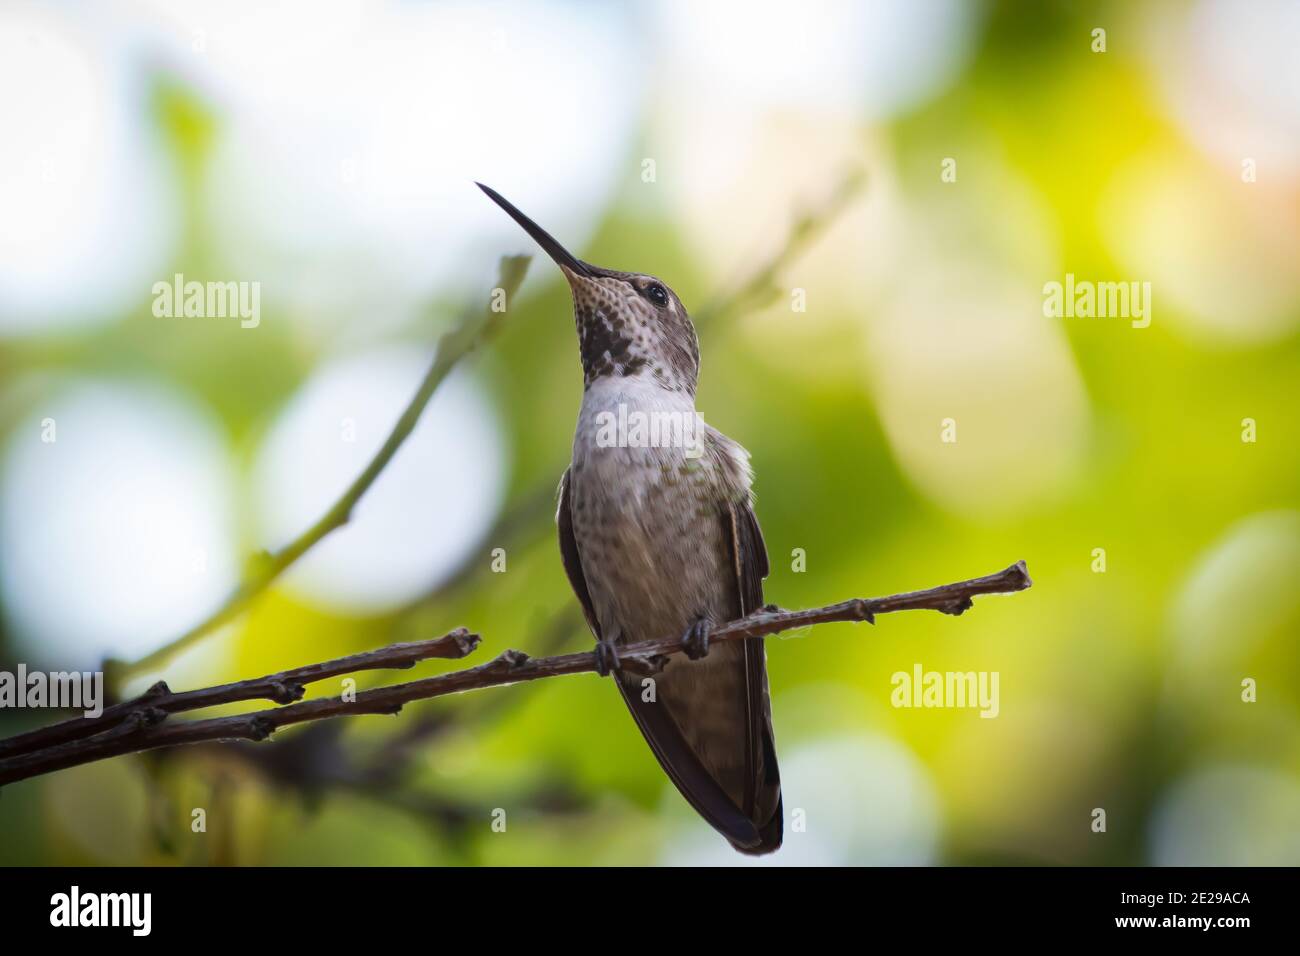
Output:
[
  {"xmin": 0, "ymin": 630, "xmax": 479, "ymax": 761},
  {"xmin": 0, "ymin": 561, "xmax": 1030, "ymax": 786}
]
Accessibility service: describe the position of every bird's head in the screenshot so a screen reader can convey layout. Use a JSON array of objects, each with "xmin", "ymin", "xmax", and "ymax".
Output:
[{"xmin": 478, "ymin": 183, "xmax": 700, "ymax": 394}]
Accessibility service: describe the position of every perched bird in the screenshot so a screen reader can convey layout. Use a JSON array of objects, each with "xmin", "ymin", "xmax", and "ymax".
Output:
[{"xmin": 479, "ymin": 183, "xmax": 782, "ymax": 853}]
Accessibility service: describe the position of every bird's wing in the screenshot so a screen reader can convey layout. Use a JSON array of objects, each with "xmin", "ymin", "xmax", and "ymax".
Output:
[
  {"xmin": 725, "ymin": 497, "xmax": 783, "ymax": 853},
  {"xmin": 556, "ymin": 468, "xmax": 767, "ymax": 850},
  {"xmin": 556, "ymin": 468, "xmax": 602, "ymax": 641}
]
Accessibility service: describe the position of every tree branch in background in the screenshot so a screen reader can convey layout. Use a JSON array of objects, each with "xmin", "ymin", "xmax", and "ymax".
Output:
[
  {"xmin": 693, "ymin": 166, "xmax": 867, "ymax": 327},
  {"xmin": 115, "ymin": 256, "xmax": 532, "ymax": 682},
  {"xmin": 0, "ymin": 560, "xmax": 1030, "ymax": 786},
  {"xmin": 0, "ymin": 630, "xmax": 479, "ymax": 760}
]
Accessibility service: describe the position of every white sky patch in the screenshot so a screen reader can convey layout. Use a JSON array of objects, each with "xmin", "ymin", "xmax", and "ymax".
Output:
[
  {"xmin": 127, "ymin": 0, "xmax": 646, "ymax": 341},
  {"xmin": 0, "ymin": 2, "xmax": 176, "ymax": 335},
  {"xmin": 654, "ymin": 0, "xmax": 976, "ymax": 120}
]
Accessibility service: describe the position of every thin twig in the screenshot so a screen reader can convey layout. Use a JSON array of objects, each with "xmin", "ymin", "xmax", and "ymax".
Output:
[
  {"xmin": 694, "ymin": 166, "xmax": 867, "ymax": 327},
  {"xmin": 115, "ymin": 257, "xmax": 531, "ymax": 681},
  {"xmin": 0, "ymin": 630, "xmax": 479, "ymax": 760},
  {"xmin": 0, "ymin": 561, "xmax": 1030, "ymax": 786}
]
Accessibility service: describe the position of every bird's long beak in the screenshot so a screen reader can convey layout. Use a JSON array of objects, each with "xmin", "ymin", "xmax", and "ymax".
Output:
[{"xmin": 476, "ymin": 182, "xmax": 593, "ymax": 279}]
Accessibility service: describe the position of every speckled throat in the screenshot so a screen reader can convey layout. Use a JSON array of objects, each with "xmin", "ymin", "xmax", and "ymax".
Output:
[
  {"xmin": 473, "ymin": 182, "xmax": 700, "ymax": 394},
  {"xmin": 565, "ymin": 267, "xmax": 700, "ymax": 394}
]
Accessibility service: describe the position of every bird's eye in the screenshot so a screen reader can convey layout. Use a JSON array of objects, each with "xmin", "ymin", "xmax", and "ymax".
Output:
[{"xmin": 645, "ymin": 283, "xmax": 669, "ymax": 307}]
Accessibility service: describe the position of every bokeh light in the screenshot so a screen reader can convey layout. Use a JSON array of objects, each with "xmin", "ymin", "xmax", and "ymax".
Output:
[
  {"xmin": 1150, "ymin": 765, "xmax": 1300, "ymax": 866},
  {"xmin": 251, "ymin": 348, "xmax": 506, "ymax": 612},
  {"xmin": 0, "ymin": 1, "xmax": 176, "ymax": 334},
  {"xmin": 0, "ymin": 380, "xmax": 238, "ymax": 664},
  {"xmin": 662, "ymin": 731, "xmax": 940, "ymax": 866},
  {"xmin": 0, "ymin": 0, "xmax": 1296, "ymax": 867}
]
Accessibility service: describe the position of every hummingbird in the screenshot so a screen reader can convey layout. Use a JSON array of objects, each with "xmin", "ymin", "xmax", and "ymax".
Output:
[{"xmin": 479, "ymin": 183, "xmax": 782, "ymax": 854}]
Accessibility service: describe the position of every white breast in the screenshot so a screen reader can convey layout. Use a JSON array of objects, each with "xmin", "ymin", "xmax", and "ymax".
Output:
[
  {"xmin": 572, "ymin": 373, "xmax": 698, "ymax": 479},
  {"xmin": 567, "ymin": 371, "xmax": 728, "ymax": 638}
]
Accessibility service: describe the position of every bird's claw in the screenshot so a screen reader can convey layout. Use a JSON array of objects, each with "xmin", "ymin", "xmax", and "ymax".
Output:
[
  {"xmin": 593, "ymin": 641, "xmax": 621, "ymax": 677},
  {"xmin": 681, "ymin": 618, "xmax": 712, "ymax": 661}
]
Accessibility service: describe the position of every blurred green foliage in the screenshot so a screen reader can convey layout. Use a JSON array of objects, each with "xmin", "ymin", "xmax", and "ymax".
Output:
[{"xmin": 1, "ymin": 1, "xmax": 1297, "ymax": 866}]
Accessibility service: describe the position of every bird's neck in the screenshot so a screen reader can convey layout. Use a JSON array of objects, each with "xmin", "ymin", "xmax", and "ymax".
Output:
[{"xmin": 578, "ymin": 370, "xmax": 698, "ymax": 417}]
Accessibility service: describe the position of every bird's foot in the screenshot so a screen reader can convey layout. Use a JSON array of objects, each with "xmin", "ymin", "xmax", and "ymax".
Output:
[
  {"xmin": 593, "ymin": 640, "xmax": 621, "ymax": 677},
  {"xmin": 681, "ymin": 617, "xmax": 712, "ymax": 661}
]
